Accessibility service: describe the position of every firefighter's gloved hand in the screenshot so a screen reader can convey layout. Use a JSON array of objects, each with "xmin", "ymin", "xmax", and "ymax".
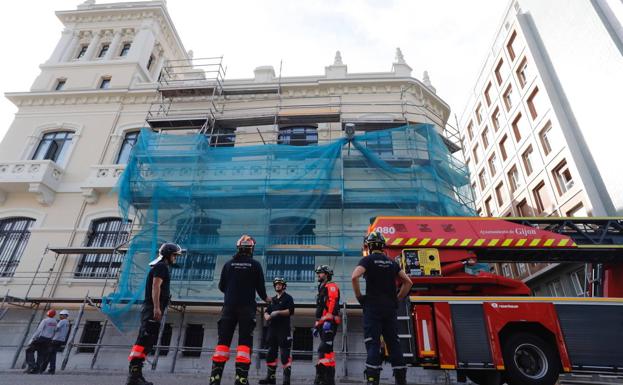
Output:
[
  {"xmin": 357, "ymin": 295, "xmax": 367, "ymax": 305},
  {"xmin": 312, "ymin": 327, "xmax": 320, "ymax": 338},
  {"xmin": 322, "ymin": 321, "xmax": 332, "ymax": 332}
]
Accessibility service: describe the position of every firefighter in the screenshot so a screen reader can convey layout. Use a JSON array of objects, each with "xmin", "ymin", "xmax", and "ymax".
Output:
[
  {"xmin": 209, "ymin": 235, "xmax": 270, "ymax": 385},
  {"xmin": 24, "ymin": 309, "xmax": 57, "ymax": 374},
  {"xmin": 351, "ymin": 232, "xmax": 413, "ymax": 385},
  {"xmin": 126, "ymin": 242, "xmax": 183, "ymax": 385},
  {"xmin": 313, "ymin": 265, "xmax": 341, "ymax": 385},
  {"xmin": 259, "ymin": 277, "xmax": 295, "ymax": 385}
]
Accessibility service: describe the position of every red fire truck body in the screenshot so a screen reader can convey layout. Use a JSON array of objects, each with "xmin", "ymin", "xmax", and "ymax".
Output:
[{"xmin": 368, "ymin": 216, "xmax": 623, "ymax": 385}]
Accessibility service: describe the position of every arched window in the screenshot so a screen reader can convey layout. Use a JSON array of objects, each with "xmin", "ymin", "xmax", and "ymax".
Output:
[
  {"xmin": 119, "ymin": 43, "xmax": 131, "ymax": 57},
  {"xmin": 278, "ymin": 126, "xmax": 318, "ymax": 146},
  {"xmin": 116, "ymin": 131, "xmax": 140, "ymax": 164},
  {"xmin": 0, "ymin": 217, "xmax": 35, "ymax": 277},
  {"xmin": 266, "ymin": 217, "xmax": 316, "ymax": 282},
  {"xmin": 76, "ymin": 218, "xmax": 131, "ymax": 278},
  {"xmin": 32, "ymin": 131, "xmax": 74, "ymax": 164},
  {"xmin": 268, "ymin": 216, "xmax": 316, "ymax": 245}
]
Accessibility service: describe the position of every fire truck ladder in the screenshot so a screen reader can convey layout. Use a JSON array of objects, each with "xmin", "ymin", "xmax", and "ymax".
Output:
[
  {"xmin": 472, "ymin": 217, "xmax": 623, "ymax": 263},
  {"xmin": 396, "ymin": 298, "xmax": 415, "ymax": 362},
  {"xmin": 507, "ymin": 217, "xmax": 623, "ymax": 246}
]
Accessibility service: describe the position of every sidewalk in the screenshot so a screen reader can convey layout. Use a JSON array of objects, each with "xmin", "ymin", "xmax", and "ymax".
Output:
[{"xmin": 0, "ymin": 370, "xmax": 434, "ymax": 385}]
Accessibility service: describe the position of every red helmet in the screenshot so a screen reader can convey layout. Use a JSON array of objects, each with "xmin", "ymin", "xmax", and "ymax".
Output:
[
  {"xmin": 47, "ymin": 309, "xmax": 56, "ymax": 318},
  {"xmin": 236, "ymin": 234, "xmax": 256, "ymax": 253}
]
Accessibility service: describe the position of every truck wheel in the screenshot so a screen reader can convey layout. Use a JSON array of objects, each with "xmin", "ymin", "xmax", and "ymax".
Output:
[
  {"xmin": 466, "ymin": 370, "xmax": 503, "ymax": 385},
  {"xmin": 502, "ymin": 332, "xmax": 560, "ymax": 385}
]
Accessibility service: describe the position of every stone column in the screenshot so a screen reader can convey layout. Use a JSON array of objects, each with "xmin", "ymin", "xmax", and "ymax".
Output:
[
  {"xmin": 82, "ymin": 30, "xmax": 102, "ymax": 60},
  {"xmin": 61, "ymin": 31, "xmax": 81, "ymax": 62},
  {"xmin": 47, "ymin": 28, "xmax": 74, "ymax": 64},
  {"xmin": 153, "ymin": 51, "xmax": 167, "ymax": 81},
  {"xmin": 128, "ymin": 21, "xmax": 156, "ymax": 68},
  {"xmin": 105, "ymin": 30, "xmax": 123, "ymax": 60}
]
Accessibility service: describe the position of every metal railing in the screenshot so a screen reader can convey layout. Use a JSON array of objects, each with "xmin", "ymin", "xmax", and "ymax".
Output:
[
  {"xmin": 1, "ymin": 299, "xmax": 358, "ymax": 376},
  {"xmin": 268, "ymin": 235, "xmax": 317, "ymax": 245}
]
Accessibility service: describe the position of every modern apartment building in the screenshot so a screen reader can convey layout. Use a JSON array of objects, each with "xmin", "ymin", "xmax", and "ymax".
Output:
[
  {"xmin": 458, "ymin": 0, "xmax": 623, "ymax": 296},
  {"xmin": 0, "ymin": 1, "xmax": 470, "ymax": 381}
]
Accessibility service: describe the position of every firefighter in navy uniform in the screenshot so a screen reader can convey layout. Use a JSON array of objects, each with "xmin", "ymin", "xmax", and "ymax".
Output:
[
  {"xmin": 351, "ymin": 232, "xmax": 413, "ymax": 385},
  {"xmin": 209, "ymin": 235, "xmax": 270, "ymax": 385},
  {"xmin": 259, "ymin": 277, "xmax": 295, "ymax": 385},
  {"xmin": 313, "ymin": 265, "xmax": 341, "ymax": 385},
  {"xmin": 126, "ymin": 243, "xmax": 183, "ymax": 385}
]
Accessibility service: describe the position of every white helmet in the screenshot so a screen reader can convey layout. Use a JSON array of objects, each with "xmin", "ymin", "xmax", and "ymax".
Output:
[{"xmin": 59, "ymin": 309, "xmax": 69, "ymax": 316}]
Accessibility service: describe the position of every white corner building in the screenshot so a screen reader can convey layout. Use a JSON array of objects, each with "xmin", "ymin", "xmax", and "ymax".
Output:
[{"xmin": 458, "ymin": 0, "xmax": 623, "ymax": 295}]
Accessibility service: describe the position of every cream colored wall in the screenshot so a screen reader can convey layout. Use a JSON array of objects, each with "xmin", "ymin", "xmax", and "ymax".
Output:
[{"xmin": 33, "ymin": 62, "xmax": 150, "ymax": 91}]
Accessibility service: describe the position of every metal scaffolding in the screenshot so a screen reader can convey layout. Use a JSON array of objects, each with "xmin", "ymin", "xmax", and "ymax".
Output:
[{"xmin": 0, "ymin": 56, "xmax": 472, "ymax": 374}]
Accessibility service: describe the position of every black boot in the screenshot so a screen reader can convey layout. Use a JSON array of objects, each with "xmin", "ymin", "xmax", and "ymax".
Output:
[
  {"xmin": 325, "ymin": 366, "xmax": 336, "ymax": 385},
  {"xmin": 313, "ymin": 364, "xmax": 325, "ymax": 385},
  {"xmin": 235, "ymin": 362, "xmax": 251, "ymax": 385},
  {"xmin": 209, "ymin": 361, "xmax": 225, "ymax": 385},
  {"xmin": 282, "ymin": 367, "xmax": 291, "ymax": 385},
  {"xmin": 393, "ymin": 368, "xmax": 407, "ymax": 385},
  {"xmin": 126, "ymin": 361, "xmax": 153, "ymax": 385},
  {"xmin": 364, "ymin": 368, "xmax": 380, "ymax": 385},
  {"xmin": 258, "ymin": 365, "xmax": 277, "ymax": 385}
]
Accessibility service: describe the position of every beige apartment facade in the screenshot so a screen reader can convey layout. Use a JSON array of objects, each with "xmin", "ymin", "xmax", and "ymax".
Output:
[
  {"xmin": 0, "ymin": 1, "xmax": 464, "ymax": 382},
  {"xmin": 459, "ymin": 0, "xmax": 623, "ymax": 296}
]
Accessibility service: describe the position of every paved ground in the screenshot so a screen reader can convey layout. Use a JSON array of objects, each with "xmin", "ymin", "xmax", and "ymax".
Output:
[
  {"xmin": 4, "ymin": 370, "xmax": 620, "ymax": 385},
  {"xmin": 0, "ymin": 370, "xmax": 427, "ymax": 385}
]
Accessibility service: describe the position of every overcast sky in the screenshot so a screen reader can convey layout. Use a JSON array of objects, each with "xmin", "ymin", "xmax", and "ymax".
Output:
[{"xmin": 0, "ymin": 0, "xmax": 516, "ymax": 140}]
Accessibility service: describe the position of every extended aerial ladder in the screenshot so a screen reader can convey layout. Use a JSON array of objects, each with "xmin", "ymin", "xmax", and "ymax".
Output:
[{"xmin": 367, "ymin": 216, "xmax": 623, "ymax": 385}]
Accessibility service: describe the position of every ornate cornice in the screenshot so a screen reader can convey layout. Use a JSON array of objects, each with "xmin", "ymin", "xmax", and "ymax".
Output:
[
  {"xmin": 5, "ymin": 77, "xmax": 449, "ymax": 124},
  {"xmin": 5, "ymin": 89, "xmax": 158, "ymax": 107},
  {"xmin": 56, "ymin": 5, "xmax": 186, "ymax": 62}
]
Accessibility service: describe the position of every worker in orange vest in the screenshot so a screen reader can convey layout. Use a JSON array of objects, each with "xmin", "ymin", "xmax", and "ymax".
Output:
[{"xmin": 313, "ymin": 265, "xmax": 341, "ymax": 385}]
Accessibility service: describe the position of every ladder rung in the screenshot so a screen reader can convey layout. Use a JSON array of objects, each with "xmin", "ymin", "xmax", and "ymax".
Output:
[
  {"xmin": 397, "ymin": 316, "xmax": 410, "ymax": 320},
  {"xmin": 403, "ymin": 353, "xmax": 414, "ymax": 357},
  {"xmin": 398, "ymin": 334, "xmax": 412, "ymax": 339}
]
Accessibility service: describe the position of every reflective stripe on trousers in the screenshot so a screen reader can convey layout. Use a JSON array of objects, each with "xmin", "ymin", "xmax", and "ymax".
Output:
[
  {"xmin": 212, "ymin": 344, "xmax": 231, "ymax": 363},
  {"xmin": 236, "ymin": 345, "xmax": 252, "ymax": 363},
  {"xmin": 128, "ymin": 345, "xmax": 146, "ymax": 361},
  {"xmin": 318, "ymin": 352, "xmax": 336, "ymax": 367}
]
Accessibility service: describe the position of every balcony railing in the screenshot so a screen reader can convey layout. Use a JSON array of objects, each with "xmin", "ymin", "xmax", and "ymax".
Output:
[
  {"xmin": 81, "ymin": 164, "xmax": 126, "ymax": 203},
  {"xmin": 268, "ymin": 235, "xmax": 317, "ymax": 245},
  {"xmin": 0, "ymin": 160, "xmax": 64, "ymax": 205}
]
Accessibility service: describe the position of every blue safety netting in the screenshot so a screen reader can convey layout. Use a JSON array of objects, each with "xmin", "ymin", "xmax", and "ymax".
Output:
[{"xmin": 102, "ymin": 124, "xmax": 474, "ymax": 330}]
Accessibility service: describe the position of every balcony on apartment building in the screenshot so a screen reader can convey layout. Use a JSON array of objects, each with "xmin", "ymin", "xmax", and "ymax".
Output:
[
  {"xmin": 0, "ymin": 160, "xmax": 64, "ymax": 205},
  {"xmin": 80, "ymin": 164, "xmax": 126, "ymax": 203}
]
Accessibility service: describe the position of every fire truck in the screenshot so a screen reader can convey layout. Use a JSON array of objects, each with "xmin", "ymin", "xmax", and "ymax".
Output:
[{"xmin": 367, "ymin": 216, "xmax": 623, "ymax": 385}]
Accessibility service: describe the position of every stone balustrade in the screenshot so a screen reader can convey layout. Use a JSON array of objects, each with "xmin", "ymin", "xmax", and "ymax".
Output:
[
  {"xmin": 0, "ymin": 160, "xmax": 64, "ymax": 205},
  {"xmin": 80, "ymin": 164, "xmax": 126, "ymax": 203}
]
